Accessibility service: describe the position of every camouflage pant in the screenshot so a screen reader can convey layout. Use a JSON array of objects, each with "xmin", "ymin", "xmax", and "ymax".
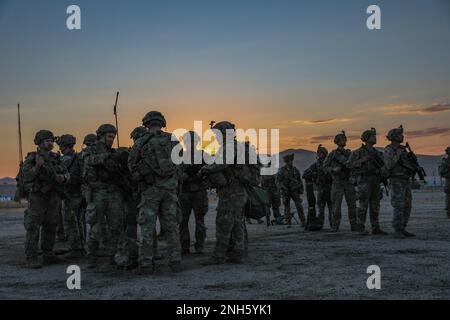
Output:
[
  {"xmin": 444, "ymin": 181, "xmax": 450, "ymax": 215},
  {"xmin": 137, "ymin": 186, "xmax": 181, "ymax": 268},
  {"xmin": 355, "ymin": 176, "xmax": 381, "ymax": 231},
  {"xmin": 24, "ymin": 192, "xmax": 59, "ymax": 259},
  {"xmin": 213, "ymin": 186, "xmax": 248, "ymax": 262},
  {"xmin": 389, "ymin": 178, "xmax": 412, "ymax": 232},
  {"xmin": 317, "ymin": 187, "xmax": 332, "ymax": 228},
  {"xmin": 282, "ymin": 189, "xmax": 305, "ymax": 225},
  {"xmin": 179, "ymin": 190, "xmax": 208, "ymax": 252},
  {"xmin": 266, "ymin": 188, "xmax": 281, "ymax": 219},
  {"xmin": 62, "ymin": 197, "xmax": 84, "ymax": 251},
  {"xmin": 56, "ymin": 198, "xmax": 65, "ymax": 241},
  {"xmin": 446, "ymin": 193, "xmax": 450, "ymax": 217},
  {"xmin": 330, "ymin": 181, "xmax": 357, "ymax": 230},
  {"xmin": 86, "ymin": 187, "xmax": 124, "ymax": 257}
]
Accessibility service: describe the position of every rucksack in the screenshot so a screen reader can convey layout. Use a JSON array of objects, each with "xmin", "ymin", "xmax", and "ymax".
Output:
[{"xmin": 244, "ymin": 185, "xmax": 270, "ymax": 220}]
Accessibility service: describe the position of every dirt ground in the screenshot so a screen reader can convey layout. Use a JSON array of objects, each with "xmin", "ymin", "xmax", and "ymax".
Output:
[{"xmin": 0, "ymin": 189, "xmax": 449, "ymax": 300}]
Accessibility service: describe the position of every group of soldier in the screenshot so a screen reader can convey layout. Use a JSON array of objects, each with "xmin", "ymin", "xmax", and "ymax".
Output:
[{"xmin": 16, "ymin": 112, "xmax": 450, "ymax": 273}]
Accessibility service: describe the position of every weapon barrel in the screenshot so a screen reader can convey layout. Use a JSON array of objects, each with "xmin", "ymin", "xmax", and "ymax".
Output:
[
  {"xmin": 113, "ymin": 91, "xmax": 120, "ymax": 148},
  {"xmin": 17, "ymin": 104, "xmax": 23, "ymax": 164}
]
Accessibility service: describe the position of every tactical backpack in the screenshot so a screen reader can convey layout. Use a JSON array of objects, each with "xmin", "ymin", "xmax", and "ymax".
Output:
[{"xmin": 139, "ymin": 132, "xmax": 177, "ymax": 178}]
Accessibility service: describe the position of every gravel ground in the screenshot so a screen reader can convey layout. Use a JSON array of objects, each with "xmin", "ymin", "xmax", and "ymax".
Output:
[{"xmin": 0, "ymin": 189, "xmax": 449, "ymax": 300}]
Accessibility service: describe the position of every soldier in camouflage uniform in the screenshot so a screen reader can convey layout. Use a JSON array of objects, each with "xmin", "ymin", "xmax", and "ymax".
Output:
[
  {"xmin": 277, "ymin": 154, "xmax": 305, "ymax": 228},
  {"xmin": 261, "ymin": 169, "xmax": 283, "ymax": 225},
  {"xmin": 347, "ymin": 129, "xmax": 387, "ymax": 236},
  {"xmin": 179, "ymin": 131, "xmax": 208, "ymax": 255},
  {"xmin": 199, "ymin": 121, "xmax": 250, "ymax": 265},
  {"xmin": 438, "ymin": 147, "xmax": 450, "ymax": 218},
  {"xmin": 383, "ymin": 125, "xmax": 417, "ymax": 238},
  {"xmin": 324, "ymin": 132, "xmax": 358, "ymax": 232},
  {"xmin": 302, "ymin": 145, "xmax": 333, "ymax": 230},
  {"xmin": 114, "ymin": 126, "xmax": 151, "ymax": 269},
  {"xmin": 56, "ymin": 135, "xmax": 86, "ymax": 258},
  {"xmin": 128, "ymin": 111, "xmax": 182, "ymax": 274},
  {"xmin": 22, "ymin": 130, "xmax": 70, "ymax": 268},
  {"xmin": 314, "ymin": 145, "xmax": 333, "ymax": 229},
  {"xmin": 83, "ymin": 124, "xmax": 126, "ymax": 267}
]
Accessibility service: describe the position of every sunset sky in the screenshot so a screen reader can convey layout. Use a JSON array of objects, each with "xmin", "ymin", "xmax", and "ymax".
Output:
[{"xmin": 1, "ymin": 0, "xmax": 449, "ymax": 177}]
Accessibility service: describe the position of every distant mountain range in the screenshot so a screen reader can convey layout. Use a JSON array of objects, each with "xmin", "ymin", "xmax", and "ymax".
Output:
[
  {"xmin": 279, "ymin": 148, "xmax": 445, "ymax": 185},
  {"xmin": 0, "ymin": 149, "xmax": 445, "ymax": 185},
  {"xmin": 0, "ymin": 177, "xmax": 16, "ymax": 185}
]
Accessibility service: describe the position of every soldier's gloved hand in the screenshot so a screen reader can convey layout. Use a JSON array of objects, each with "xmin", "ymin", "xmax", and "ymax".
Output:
[{"xmin": 55, "ymin": 174, "xmax": 65, "ymax": 184}]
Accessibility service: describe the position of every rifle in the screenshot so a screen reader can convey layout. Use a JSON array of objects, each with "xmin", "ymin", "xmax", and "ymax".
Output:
[
  {"xmin": 405, "ymin": 142, "xmax": 427, "ymax": 182},
  {"xmin": 364, "ymin": 146, "xmax": 389, "ymax": 196},
  {"xmin": 113, "ymin": 91, "xmax": 120, "ymax": 148}
]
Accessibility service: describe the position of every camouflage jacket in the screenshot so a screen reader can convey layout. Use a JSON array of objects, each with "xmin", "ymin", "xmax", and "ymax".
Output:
[
  {"xmin": 323, "ymin": 148, "xmax": 352, "ymax": 182},
  {"xmin": 439, "ymin": 156, "xmax": 450, "ymax": 179},
  {"xmin": 61, "ymin": 150, "xmax": 83, "ymax": 198},
  {"xmin": 261, "ymin": 174, "xmax": 279, "ymax": 192},
  {"xmin": 128, "ymin": 130, "xmax": 180, "ymax": 191},
  {"xmin": 347, "ymin": 144, "xmax": 384, "ymax": 177},
  {"xmin": 277, "ymin": 165, "xmax": 304, "ymax": 194},
  {"xmin": 303, "ymin": 159, "xmax": 332, "ymax": 190},
  {"xmin": 383, "ymin": 144, "xmax": 415, "ymax": 180},
  {"xmin": 202, "ymin": 140, "xmax": 259, "ymax": 190},
  {"xmin": 21, "ymin": 149, "xmax": 69, "ymax": 197},
  {"xmin": 83, "ymin": 141, "xmax": 129, "ymax": 190},
  {"xmin": 182, "ymin": 151, "xmax": 206, "ymax": 193}
]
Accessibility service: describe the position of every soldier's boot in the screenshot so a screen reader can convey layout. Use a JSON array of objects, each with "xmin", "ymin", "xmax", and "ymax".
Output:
[
  {"xmin": 25, "ymin": 256, "xmax": 42, "ymax": 269},
  {"xmin": 194, "ymin": 244, "xmax": 204, "ymax": 254},
  {"xmin": 330, "ymin": 226, "xmax": 339, "ymax": 232},
  {"xmin": 227, "ymin": 256, "xmax": 244, "ymax": 264},
  {"xmin": 356, "ymin": 224, "xmax": 368, "ymax": 235},
  {"xmin": 372, "ymin": 228, "xmax": 388, "ymax": 235},
  {"xmin": 257, "ymin": 219, "xmax": 264, "ymax": 224},
  {"xmin": 87, "ymin": 255, "xmax": 98, "ymax": 269},
  {"xmin": 137, "ymin": 261, "xmax": 155, "ymax": 275},
  {"xmin": 42, "ymin": 254, "xmax": 65, "ymax": 266},
  {"xmin": 394, "ymin": 230, "xmax": 406, "ymax": 239},
  {"xmin": 403, "ymin": 230, "xmax": 415, "ymax": 237},
  {"xmin": 350, "ymin": 224, "xmax": 358, "ymax": 232},
  {"xmin": 169, "ymin": 261, "xmax": 184, "ymax": 273},
  {"xmin": 245, "ymin": 217, "xmax": 252, "ymax": 224}
]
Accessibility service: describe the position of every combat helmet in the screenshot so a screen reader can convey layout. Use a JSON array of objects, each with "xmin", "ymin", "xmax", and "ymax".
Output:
[
  {"xmin": 83, "ymin": 134, "xmax": 97, "ymax": 146},
  {"xmin": 56, "ymin": 134, "xmax": 76, "ymax": 148},
  {"xmin": 34, "ymin": 130, "xmax": 54, "ymax": 145},
  {"xmin": 283, "ymin": 154, "xmax": 295, "ymax": 163},
  {"xmin": 96, "ymin": 124, "xmax": 117, "ymax": 137},
  {"xmin": 317, "ymin": 144, "xmax": 328, "ymax": 156},
  {"xmin": 130, "ymin": 126, "xmax": 147, "ymax": 141},
  {"xmin": 334, "ymin": 131, "xmax": 347, "ymax": 144},
  {"xmin": 142, "ymin": 111, "xmax": 166, "ymax": 127},
  {"xmin": 212, "ymin": 121, "xmax": 235, "ymax": 133},
  {"xmin": 386, "ymin": 125, "xmax": 404, "ymax": 141},
  {"xmin": 361, "ymin": 128, "xmax": 377, "ymax": 142}
]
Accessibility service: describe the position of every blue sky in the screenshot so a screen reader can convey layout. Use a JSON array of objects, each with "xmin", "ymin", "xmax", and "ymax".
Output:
[{"xmin": 0, "ymin": 0, "xmax": 449, "ymax": 175}]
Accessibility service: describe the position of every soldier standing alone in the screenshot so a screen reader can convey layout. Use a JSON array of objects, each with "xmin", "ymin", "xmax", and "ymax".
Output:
[{"xmin": 277, "ymin": 154, "xmax": 305, "ymax": 228}]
